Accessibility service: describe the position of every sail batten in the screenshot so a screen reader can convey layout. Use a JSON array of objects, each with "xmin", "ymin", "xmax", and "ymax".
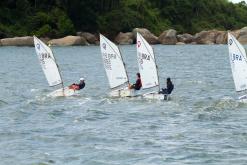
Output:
[
  {"xmin": 136, "ymin": 32, "xmax": 159, "ymax": 89},
  {"xmin": 228, "ymin": 33, "xmax": 247, "ymax": 92},
  {"xmin": 34, "ymin": 36, "xmax": 62, "ymax": 87},
  {"xmin": 100, "ymin": 34, "xmax": 129, "ymax": 89}
]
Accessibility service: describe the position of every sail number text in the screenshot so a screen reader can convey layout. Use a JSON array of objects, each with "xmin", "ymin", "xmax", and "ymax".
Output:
[
  {"xmin": 138, "ymin": 52, "xmax": 150, "ymax": 64},
  {"xmin": 232, "ymin": 53, "xmax": 242, "ymax": 62},
  {"xmin": 39, "ymin": 53, "xmax": 51, "ymax": 65},
  {"xmin": 102, "ymin": 53, "xmax": 116, "ymax": 70}
]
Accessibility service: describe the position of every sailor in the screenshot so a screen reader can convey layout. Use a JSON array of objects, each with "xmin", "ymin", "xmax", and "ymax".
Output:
[
  {"xmin": 129, "ymin": 73, "xmax": 142, "ymax": 90},
  {"xmin": 159, "ymin": 78, "xmax": 174, "ymax": 95},
  {"xmin": 69, "ymin": 78, "xmax": 85, "ymax": 90}
]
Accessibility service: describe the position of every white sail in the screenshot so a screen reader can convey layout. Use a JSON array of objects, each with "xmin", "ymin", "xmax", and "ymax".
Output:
[
  {"xmin": 33, "ymin": 36, "xmax": 62, "ymax": 87},
  {"xmin": 99, "ymin": 34, "xmax": 128, "ymax": 89},
  {"xmin": 228, "ymin": 33, "xmax": 247, "ymax": 92},
  {"xmin": 136, "ymin": 32, "xmax": 159, "ymax": 89}
]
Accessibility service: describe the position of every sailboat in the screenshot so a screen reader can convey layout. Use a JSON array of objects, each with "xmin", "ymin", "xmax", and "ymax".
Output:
[
  {"xmin": 136, "ymin": 32, "xmax": 168, "ymax": 100},
  {"xmin": 228, "ymin": 32, "xmax": 247, "ymax": 102},
  {"xmin": 99, "ymin": 34, "xmax": 136, "ymax": 97},
  {"xmin": 33, "ymin": 36, "xmax": 77, "ymax": 97}
]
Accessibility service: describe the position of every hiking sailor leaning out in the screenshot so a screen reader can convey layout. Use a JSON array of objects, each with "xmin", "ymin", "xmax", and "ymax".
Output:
[{"xmin": 69, "ymin": 78, "xmax": 86, "ymax": 90}]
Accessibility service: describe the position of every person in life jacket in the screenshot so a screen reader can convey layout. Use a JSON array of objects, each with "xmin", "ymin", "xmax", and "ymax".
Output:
[
  {"xmin": 129, "ymin": 73, "xmax": 142, "ymax": 90},
  {"xmin": 159, "ymin": 78, "xmax": 174, "ymax": 95},
  {"xmin": 69, "ymin": 78, "xmax": 85, "ymax": 90}
]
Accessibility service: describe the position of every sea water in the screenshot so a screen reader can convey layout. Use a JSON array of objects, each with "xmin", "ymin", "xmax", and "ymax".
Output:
[{"xmin": 0, "ymin": 45, "xmax": 247, "ymax": 165}]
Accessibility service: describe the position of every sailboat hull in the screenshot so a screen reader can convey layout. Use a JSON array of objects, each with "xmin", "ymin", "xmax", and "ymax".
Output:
[
  {"xmin": 238, "ymin": 95, "xmax": 247, "ymax": 103},
  {"xmin": 110, "ymin": 88, "xmax": 138, "ymax": 97},
  {"xmin": 142, "ymin": 92, "xmax": 170, "ymax": 100},
  {"xmin": 47, "ymin": 87, "xmax": 79, "ymax": 97}
]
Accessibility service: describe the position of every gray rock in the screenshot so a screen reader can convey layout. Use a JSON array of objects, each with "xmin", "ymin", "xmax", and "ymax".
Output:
[
  {"xmin": 177, "ymin": 33, "xmax": 194, "ymax": 44},
  {"xmin": 158, "ymin": 29, "xmax": 177, "ymax": 45},
  {"xmin": 194, "ymin": 30, "xmax": 218, "ymax": 44},
  {"xmin": 215, "ymin": 31, "xmax": 227, "ymax": 44},
  {"xmin": 39, "ymin": 37, "xmax": 50, "ymax": 45},
  {"xmin": 231, "ymin": 29, "xmax": 241, "ymax": 39},
  {"xmin": 1, "ymin": 36, "xmax": 34, "ymax": 46},
  {"xmin": 48, "ymin": 36, "xmax": 88, "ymax": 46},
  {"xmin": 133, "ymin": 28, "xmax": 159, "ymax": 44},
  {"xmin": 77, "ymin": 32, "xmax": 97, "ymax": 44},
  {"xmin": 237, "ymin": 27, "xmax": 247, "ymax": 44},
  {"xmin": 95, "ymin": 41, "xmax": 100, "ymax": 45},
  {"xmin": 115, "ymin": 32, "xmax": 134, "ymax": 45}
]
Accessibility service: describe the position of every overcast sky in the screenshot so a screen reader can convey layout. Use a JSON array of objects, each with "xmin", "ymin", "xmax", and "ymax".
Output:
[{"xmin": 229, "ymin": 0, "xmax": 247, "ymax": 3}]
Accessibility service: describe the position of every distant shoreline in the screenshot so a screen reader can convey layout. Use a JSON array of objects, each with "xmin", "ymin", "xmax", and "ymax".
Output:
[{"xmin": 1, "ymin": 27, "xmax": 247, "ymax": 47}]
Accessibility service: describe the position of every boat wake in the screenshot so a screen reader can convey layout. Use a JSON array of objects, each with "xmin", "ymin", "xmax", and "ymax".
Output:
[
  {"xmin": 193, "ymin": 97, "xmax": 243, "ymax": 122},
  {"xmin": 195, "ymin": 96, "xmax": 241, "ymax": 112},
  {"xmin": 211, "ymin": 97, "xmax": 240, "ymax": 110}
]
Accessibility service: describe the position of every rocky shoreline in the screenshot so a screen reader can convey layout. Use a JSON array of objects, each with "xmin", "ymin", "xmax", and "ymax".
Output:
[{"xmin": 1, "ymin": 27, "xmax": 247, "ymax": 46}]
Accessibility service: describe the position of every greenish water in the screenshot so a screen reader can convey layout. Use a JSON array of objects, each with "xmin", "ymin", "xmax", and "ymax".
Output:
[{"xmin": 0, "ymin": 45, "xmax": 247, "ymax": 165}]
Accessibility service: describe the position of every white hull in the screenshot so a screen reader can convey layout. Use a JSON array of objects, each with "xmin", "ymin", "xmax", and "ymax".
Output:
[
  {"xmin": 238, "ymin": 95, "xmax": 247, "ymax": 103},
  {"xmin": 142, "ymin": 92, "xmax": 170, "ymax": 100},
  {"xmin": 110, "ymin": 88, "xmax": 139, "ymax": 97},
  {"xmin": 47, "ymin": 87, "xmax": 79, "ymax": 97}
]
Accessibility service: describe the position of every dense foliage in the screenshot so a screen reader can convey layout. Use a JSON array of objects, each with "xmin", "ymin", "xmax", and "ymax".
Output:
[{"xmin": 1, "ymin": 0, "xmax": 247, "ymax": 38}]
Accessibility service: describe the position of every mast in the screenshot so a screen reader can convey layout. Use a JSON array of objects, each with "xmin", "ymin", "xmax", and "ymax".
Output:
[
  {"xmin": 152, "ymin": 46, "xmax": 160, "ymax": 91},
  {"xmin": 49, "ymin": 46, "xmax": 65, "ymax": 96},
  {"xmin": 118, "ymin": 45, "xmax": 130, "ymax": 86}
]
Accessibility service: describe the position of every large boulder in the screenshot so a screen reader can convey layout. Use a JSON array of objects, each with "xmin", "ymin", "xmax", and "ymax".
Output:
[
  {"xmin": 158, "ymin": 29, "xmax": 177, "ymax": 45},
  {"xmin": 194, "ymin": 30, "xmax": 219, "ymax": 44},
  {"xmin": 40, "ymin": 37, "xmax": 50, "ymax": 45},
  {"xmin": 231, "ymin": 29, "xmax": 241, "ymax": 39},
  {"xmin": 215, "ymin": 31, "xmax": 227, "ymax": 44},
  {"xmin": 1, "ymin": 36, "xmax": 34, "ymax": 46},
  {"xmin": 48, "ymin": 36, "xmax": 88, "ymax": 46},
  {"xmin": 237, "ymin": 27, "xmax": 247, "ymax": 44},
  {"xmin": 115, "ymin": 32, "xmax": 134, "ymax": 45},
  {"xmin": 77, "ymin": 32, "xmax": 97, "ymax": 44},
  {"xmin": 133, "ymin": 28, "xmax": 159, "ymax": 44},
  {"xmin": 177, "ymin": 33, "xmax": 194, "ymax": 44}
]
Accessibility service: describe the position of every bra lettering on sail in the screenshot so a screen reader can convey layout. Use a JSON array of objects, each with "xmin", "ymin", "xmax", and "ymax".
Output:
[{"xmin": 232, "ymin": 54, "xmax": 242, "ymax": 62}]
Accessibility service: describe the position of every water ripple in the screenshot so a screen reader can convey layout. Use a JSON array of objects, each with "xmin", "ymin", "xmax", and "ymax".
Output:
[{"xmin": 0, "ymin": 45, "xmax": 247, "ymax": 165}]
